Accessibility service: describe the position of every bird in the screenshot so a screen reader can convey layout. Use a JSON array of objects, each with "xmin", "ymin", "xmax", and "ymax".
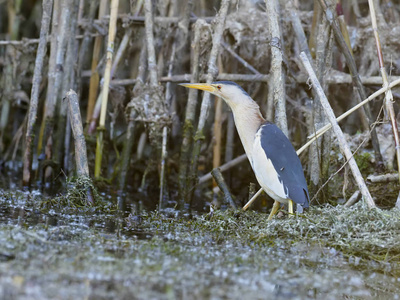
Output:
[{"xmin": 180, "ymin": 81, "xmax": 309, "ymax": 220}]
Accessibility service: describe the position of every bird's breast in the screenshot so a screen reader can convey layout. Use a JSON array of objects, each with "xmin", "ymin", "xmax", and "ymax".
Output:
[{"xmin": 251, "ymin": 131, "xmax": 289, "ymax": 202}]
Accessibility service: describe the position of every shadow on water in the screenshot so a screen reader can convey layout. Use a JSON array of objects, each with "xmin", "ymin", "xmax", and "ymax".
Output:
[{"xmin": 0, "ymin": 189, "xmax": 400, "ymax": 299}]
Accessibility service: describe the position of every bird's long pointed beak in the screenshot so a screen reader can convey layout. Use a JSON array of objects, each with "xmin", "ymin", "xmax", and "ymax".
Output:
[{"xmin": 179, "ymin": 83, "xmax": 215, "ymax": 93}]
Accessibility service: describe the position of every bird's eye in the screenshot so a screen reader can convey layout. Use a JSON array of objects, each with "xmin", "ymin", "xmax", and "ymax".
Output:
[{"xmin": 217, "ymin": 85, "xmax": 222, "ymax": 90}]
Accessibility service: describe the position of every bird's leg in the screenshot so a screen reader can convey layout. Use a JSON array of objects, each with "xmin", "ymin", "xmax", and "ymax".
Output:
[
  {"xmin": 267, "ymin": 200, "xmax": 280, "ymax": 221},
  {"xmin": 288, "ymin": 200, "xmax": 294, "ymax": 216}
]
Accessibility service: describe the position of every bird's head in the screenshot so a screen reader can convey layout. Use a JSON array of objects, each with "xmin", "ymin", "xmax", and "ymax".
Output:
[{"xmin": 179, "ymin": 81, "xmax": 253, "ymax": 109}]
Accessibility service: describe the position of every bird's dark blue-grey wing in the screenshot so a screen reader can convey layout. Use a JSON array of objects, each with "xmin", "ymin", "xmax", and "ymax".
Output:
[{"xmin": 257, "ymin": 122, "xmax": 309, "ymax": 207}]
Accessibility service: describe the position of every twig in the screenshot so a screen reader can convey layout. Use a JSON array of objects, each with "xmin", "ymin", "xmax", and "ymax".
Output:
[
  {"xmin": 243, "ymin": 188, "xmax": 263, "ymax": 211},
  {"xmin": 23, "ymin": 0, "xmax": 53, "ymax": 185},
  {"xmin": 344, "ymin": 190, "xmax": 361, "ymax": 207},
  {"xmin": 66, "ymin": 89, "xmax": 94, "ymax": 205},
  {"xmin": 300, "ymin": 51, "xmax": 376, "ymax": 209},
  {"xmin": 199, "ymin": 154, "xmax": 247, "ymax": 184},
  {"xmin": 221, "ymin": 42, "xmax": 260, "ymax": 74},
  {"xmin": 211, "ymin": 168, "xmax": 236, "ymax": 209}
]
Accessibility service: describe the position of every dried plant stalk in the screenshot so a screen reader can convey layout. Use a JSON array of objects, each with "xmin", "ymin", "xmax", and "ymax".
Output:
[
  {"xmin": 265, "ymin": 0, "xmax": 288, "ymax": 136},
  {"xmin": 66, "ymin": 89, "xmax": 94, "ymax": 205},
  {"xmin": 144, "ymin": 0, "xmax": 158, "ymax": 88},
  {"xmin": 86, "ymin": 0, "xmax": 107, "ymax": 124},
  {"xmin": 211, "ymin": 168, "xmax": 236, "ymax": 209},
  {"xmin": 23, "ymin": 0, "xmax": 53, "ymax": 185},
  {"xmin": 178, "ymin": 19, "xmax": 205, "ymax": 208},
  {"xmin": 95, "ymin": 0, "xmax": 119, "ymax": 178}
]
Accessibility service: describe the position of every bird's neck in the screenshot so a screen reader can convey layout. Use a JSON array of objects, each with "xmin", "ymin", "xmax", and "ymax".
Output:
[{"xmin": 230, "ymin": 101, "xmax": 265, "ymax": 161}]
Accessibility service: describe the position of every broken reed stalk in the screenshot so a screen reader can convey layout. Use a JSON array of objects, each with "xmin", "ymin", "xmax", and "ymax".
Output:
[
  {"xmin": 317, "ymin": 0, "xmax": 383, "ymax": 166},
  {"xmin": 95, "ymin": 0, "xmax": 119, "ymax": 178},
  {"xmin": 23, "ymin": 0, "xmax": 53, "ymax": 186},
  {"xmin": 211, "ymin": 168, "xmax": 236, "ymax": 209},
  {"xmin": 367, "ymin": 0, "xmax": 400, "ymax": 185},
  {"xmin": 188, "ymin": 0, "xmax": 231, "ymax": 207},
  {"xmin": 86, "ymin": 0, "xmax": 107, "ymax": 124},
  {"xmin": 300, "ymin": 51, "xmax": 376, "ymax": 209},
  {"xmin": 265, "ymin": 0, "xmax": 288, "ymax": 136},
  {"xmin": 178, "ymin": 19, "xmax": 205, "ymax": 209},
  {"xmin": 344, "ymin": 190, "xmax": 361, "ymax": 207},
  {"xmin": 199, "ymin": 154, "xmax": 247, "ymax": 184},
  {"xmin": 242, "ymin": 188, "xmax": 263, "ymax": 211},
  {"xmin": 159, "ymin": 126, "xmax": 168, "ymax": 211},
  {"xmin": 66, "ymin": 90, "xmax": 94, "ymax": 205}
]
